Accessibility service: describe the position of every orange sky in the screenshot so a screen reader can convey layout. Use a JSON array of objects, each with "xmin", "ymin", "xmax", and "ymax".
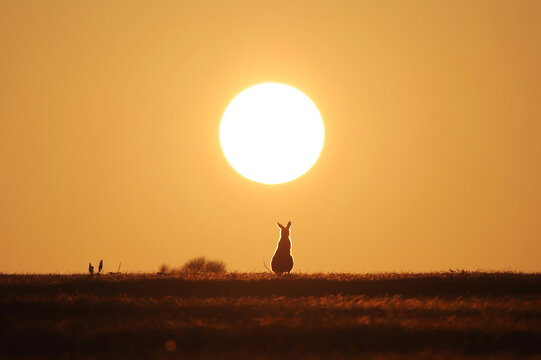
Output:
[{"xmin": 1, "ymin": 1, "xmax": 540, "ymax": 273}]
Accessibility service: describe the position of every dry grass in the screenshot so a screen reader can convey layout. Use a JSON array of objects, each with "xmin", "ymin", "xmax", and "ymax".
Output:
[{"xmin": 1, "ymin": 272, "xmax": 540, "ymax": 359}]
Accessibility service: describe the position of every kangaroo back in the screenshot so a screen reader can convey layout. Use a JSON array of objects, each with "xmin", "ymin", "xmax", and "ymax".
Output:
[{"xmin": 271, "ymin": 221, "xmax": 294, "ymax": 274}]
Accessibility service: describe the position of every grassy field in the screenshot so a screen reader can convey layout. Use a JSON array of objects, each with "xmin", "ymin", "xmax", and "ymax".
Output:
[{"xmin": 1, "ymin": 272, "xmax": 540, "ymax": 359}]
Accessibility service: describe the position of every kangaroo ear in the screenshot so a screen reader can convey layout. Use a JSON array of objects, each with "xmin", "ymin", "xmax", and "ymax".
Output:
[
  {"xmin": 286, "ymin": 221, "xmax": 291, "ymax": 229},
  {"xmin": 277, "ymin": 222, "xmax": 284, "ymax": 229}
]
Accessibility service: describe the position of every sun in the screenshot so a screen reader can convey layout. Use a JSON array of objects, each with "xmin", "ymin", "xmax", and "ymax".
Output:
[{"xmin": 220, "ymin": 83, "xmax": 325, "ymax": 185}]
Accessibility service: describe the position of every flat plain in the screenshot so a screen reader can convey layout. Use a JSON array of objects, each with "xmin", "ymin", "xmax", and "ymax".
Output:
[{"xmin": 1, "ymin": 272, "xmax": 540, "ymax": 359}]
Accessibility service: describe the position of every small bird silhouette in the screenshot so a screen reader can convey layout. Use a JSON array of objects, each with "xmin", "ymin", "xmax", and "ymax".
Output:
[{"xmin": 88, "ymin": 263, "xmax": 94, "ymax": 275}]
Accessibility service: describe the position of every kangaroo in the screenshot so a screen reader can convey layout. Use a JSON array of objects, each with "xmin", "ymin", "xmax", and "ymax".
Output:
[{"xmin": 271, "ymin": 221, "xmax": 294, "ymax": 274}]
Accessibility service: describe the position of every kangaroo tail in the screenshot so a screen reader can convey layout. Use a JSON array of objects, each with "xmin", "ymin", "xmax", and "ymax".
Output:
[{"xmin": 263, "ymin": 261, "xmax": 272, "ymax": 273}]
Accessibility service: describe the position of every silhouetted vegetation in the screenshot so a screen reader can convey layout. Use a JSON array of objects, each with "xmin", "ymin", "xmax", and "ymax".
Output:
[
  {"xmin": 160, "ymin": 256, "xmax": 227, "ymax": 274},
  {"xmin": 158, "ymin": 264, "xmax": 170, "ymax": 273},
  {"xmin": 0, "ymin": 272, "xmax": 540, "ymax": 359},
  {"xmin": 181, "ymin": 256, "xmax": 226, "ymax": 273}
]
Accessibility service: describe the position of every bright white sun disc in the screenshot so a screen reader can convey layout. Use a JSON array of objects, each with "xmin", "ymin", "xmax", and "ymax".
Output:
[{"xmin": 220, "ymin": 83, "xmax": 324, "ymax": 184}]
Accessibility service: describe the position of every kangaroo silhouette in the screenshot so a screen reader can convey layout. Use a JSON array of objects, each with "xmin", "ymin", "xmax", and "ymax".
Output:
[{"xmin": 271, "ymin": 221, "xmax": 294, "ymax": 274}]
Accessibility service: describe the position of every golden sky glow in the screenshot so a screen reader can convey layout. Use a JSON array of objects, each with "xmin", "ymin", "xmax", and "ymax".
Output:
[{"xmin": 1, "ymin": 1, "xmax": 540, "ymax": 273}]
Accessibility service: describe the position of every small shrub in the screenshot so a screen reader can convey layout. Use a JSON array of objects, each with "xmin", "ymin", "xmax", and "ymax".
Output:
[
  {"xmin": 181, "ymin": 257, "xmax": 226, "ymax": 274},
  {"xmin": 204, "ymin": 260, "xmax": 227, "ymax": 274},
  {"xmin": 182, "ymin": 257, "xmax": 207, "ymax": 272},
  {"xmin": 159, "ymin": 264, "xmax": 170, "ymax": 273}
]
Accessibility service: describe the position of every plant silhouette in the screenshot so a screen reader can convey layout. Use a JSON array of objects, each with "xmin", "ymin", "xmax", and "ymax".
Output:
[
  {"xmin": 271, "ymin": 221, "xmax": 294, "ymax": 274},
  {"xmin": 181, "ymin": 257, "xmax": 226, "ymax": 274}
]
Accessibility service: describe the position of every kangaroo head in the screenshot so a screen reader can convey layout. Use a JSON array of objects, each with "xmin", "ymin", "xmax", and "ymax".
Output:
[{"xmin": 277, "ymin": 221, "xmax": 292, "ymax": 238}]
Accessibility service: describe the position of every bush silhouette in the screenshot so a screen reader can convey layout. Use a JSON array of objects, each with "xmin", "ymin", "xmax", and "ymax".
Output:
[
  {"xmin": 181, "ymin": 257, "xmax": 226, "ymax": 274},
  {"xmin": 203, "ymin": 259, "xmax": 227, "ymax": 273},
  {"xmin": 159, "ymin": 264, "xmax": 170, "ymax": 273},
  {"xmin": 182, "ymin": 257, "xmax": 207, "ymax": 272},
  {"xmin": 159, "ymin": 257, "xmax": 227, "ymax": 274}
]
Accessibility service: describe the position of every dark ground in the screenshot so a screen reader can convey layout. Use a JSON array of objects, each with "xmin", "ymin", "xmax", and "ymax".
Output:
[{"xmin": 1, "ymin": 272, "xmax": 540, "ymax": 359}]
